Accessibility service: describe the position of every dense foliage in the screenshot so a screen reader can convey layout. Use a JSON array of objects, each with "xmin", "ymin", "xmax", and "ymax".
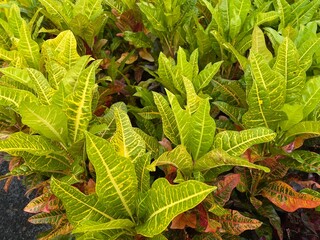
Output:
[{"xmin": 0, "ymin": 0, "xmax": 319, "ymax": 239}]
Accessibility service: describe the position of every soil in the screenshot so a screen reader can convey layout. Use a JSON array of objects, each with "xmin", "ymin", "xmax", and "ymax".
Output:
[{"xmin": 0, "ymin": 161, "xmax": 50, "ymax": 240}]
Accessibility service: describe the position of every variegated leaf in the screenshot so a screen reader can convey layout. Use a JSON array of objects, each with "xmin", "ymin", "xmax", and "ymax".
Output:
[
  {"xmin": 0, "ymin": 86, "xmax": 38, "ymax": 112},
  {"xmin": 167, "ymin": 91, "xmax": 191, "ymax": 146},
  {"xmin": 213, "ymin": 127, "xmax": 276, "ymax": 156},
  {"xmin": 284, "ymin": 121, "xmax": 320, "ymax": 140},
  {"xmin": 18, "ymin": 21, "xmax": 40, "ymax": 69},
  {"xmin": 273, "ymin": 37, "xmax": 305, "ymax": 103},
  {"xmin": 136, "ymin": 178, "xmax": 215, "ymax": 237},
  {"xmin": 51, "ymin": 177, "xmax": 114, "ymax": 225},
  {"xmin": 0, "ymin": 132, "xmax": 61, "ymax": 156},
  {"xmin": 214, "ymin": 174, "xmax": 240, "ymax": 206},
  {"xmin": 42, "ymin": 30, "xmax": 80, "ymax": 70},
  {"xmin": 211, "ymin": 210, "xmax": 262, "ymax": 235},
  {"xmin": 149, "ymin": 145, "xmax": 193, "ymax": 177},
  {"xmin": 64, "ymin": 60, "xmax": 100, "ymax": 143},
  {"xmin": 188, "ymin": 98, "xmax": 216, "ymax": 160},
  {"xmin": 280, "ymin": 150, "xmax": 320, "ymax": 174},
  {"xmin": 194, "ymin": 149, "xmax": 270, "ymax": 173},
  {"xmin": 153, "ymin": 92, "xmax": 179, "ymax": 145},
  {"xmin": 26, "ymin": 68, "xmax": 54, "ymax": 104},
  {"xmin": 86, "ymin": 132, "xmax": 138, "ymax": 220},
  {"xmin": 194, "ymin": 61, "xmax": 222, "ymax": 92},
  {"xmin": 73, "ymin": 219, "xmax": 134, "ymax": 234},
  {"xmin": 111, "ymin": 108, "xmax": 145, "ymax": 161},
  {"xmin": 301, "ymin": 76, "xmax": 320, "ymax": 118},
  {"xmin": 20, "ymin": 102, "xmax": 68, "ymax": 145},
  {"xmin": 261, "ymin": 181, "xmax": 320, "ymax": 212},
  {"xmin": 28, "ymin": 210, "xmax": 66, "ymax": 226}
]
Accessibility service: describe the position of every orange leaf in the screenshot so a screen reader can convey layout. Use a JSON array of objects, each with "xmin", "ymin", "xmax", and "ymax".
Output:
[
  {"xmin": 170, "ymin": 212, "xmax": 197, "ymax": 229},
  {"xmin": 211, "ymin": 210, "xmax": 262, "ymax": 235},
  {"xmin": 261, "ymin": 181, "xmax": 320, "ymax": 212},
  {"xmin": 214, "ymin": 174, "xmax": 240, "ymax": 206}
]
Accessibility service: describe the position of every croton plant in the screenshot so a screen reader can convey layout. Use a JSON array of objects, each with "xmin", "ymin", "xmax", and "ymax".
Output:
[{"xmin": 0, "ymin": 0, "xmax": 319, "ymax": 239}]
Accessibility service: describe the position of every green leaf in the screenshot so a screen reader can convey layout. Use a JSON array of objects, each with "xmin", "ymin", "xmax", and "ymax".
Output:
[
  {"xmin": 26, "ymin": 68, "xmax": 54, "ymax": 104},
  {"xmin": 153, "ymin": 92, "xmax": 179, "ymax": 145},
  {"xmin": 284, "ymin": 121, "xmax": 320, "ymax": 140},
  {"xmin": 111, "ymin": 108, "xmax": 146, "ymax": 161},
  {"xmin": 64, "ymin": 60, "xmax": 100, "ymax": 143},
  {"xmin": 0, "ymin": 132, "xmax": 61, "ymax": 156},
  {"xmin": 73, "ymin": 219, "xmax": 134, "ymax": 234},
  {"xmin": 273, "ymin": 37, "xmax": 305, "ymax": 103},
  {"xmin": 42, "ymin": 30, "xmax": 80, "ymax": 70},
  {"xmin": 134, "ymin": 153, "xmax": 151, "ymax": 192},
  {"xmin": 167, "ymin": 91, "xmax": 191, "ymax": 146},
  {"xmin": 213, "ymin": 101, "xmax": 246, "ymax": 127},
  {"xmin": 136, "ymin": 178, "xmax": 215, "ymax": 237},
  {"xmin": 279, "ymin": 104, "xmax": 304, "ymax": 131},
  {"xmin": 51, "ymin": 177, "xmax": 114, "ymax": 225},
  {"xmin": 86, "ymin": 132, "xmax": 138, "ymax": 220},
  {"xmin": 243, "ymin": 52, "xmax": 287, "ymax": 129},
  {"xmin": 211, "ymin": 210, "xmax": 262, "ymax": 235},
  {"xmin": 188, "ymin": 98, "xmax": 216, "ymax": 160},
  {"xmin": 301, "ymin": 76, "xmax": 320, "ymax": 118},
  {"xmin": 123, "ymin": 31, "xmax": 152, "ymax": 49},
  {"xmin": 212, "ymin": 78, "xmax": 247, "ymax": 107},
  {"xmin": 18, "ymin": 21, "xmax": 40, "ymax": 69},
  {"xmin": 213, "ymin": 127, "xmax": 276, "ymax": 156},
  {"xmin": 194, "ymin": 61, "xmax": 223, "ymax": 91},
  {"xmin": 0, "ymin": 67, "xmax": 33, "ymax": 90},
  {"xmin": 0, "ymin": 86, "xmax": 38, "ymax": 112},
  {"xmin": 28, "ymin": 210, "xmax": 66, "ymax": 226},
  {"xmin": 280, "ymin": 150, "xmax": 320, "ymax": 175},
  {"xmin": 19, "ymin": 102, "xmax": 68, "ymax": 145},
  {"xmin": 156, "ymin": 53, "xmax": 177, "ymax": 94},
  {"xmin": 194, "ymin": 149, "xmax": 270, "ymax": 173},
  {"xmin": 251, "ymin": 26, "xmax": 273, "ymax": 63},
  {"xmin": 298, "ymin": 36, "xmax": 320, "ymax": 71},
  {"xmin": 261, "ymin": 181, "xmax": 320, "ymax": 212},
  {"xmin": 149, "ymin": 145, "xmax": 193, "ymax": 177},
  {"xmin": 21, "ymin": 152, "xmax": 70, "ymax": 171}
]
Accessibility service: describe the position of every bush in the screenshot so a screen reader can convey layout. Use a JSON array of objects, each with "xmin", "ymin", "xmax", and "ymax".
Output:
[{"xmin": 0, "ymin": 0, "xmax": 319, "ymax": 239}]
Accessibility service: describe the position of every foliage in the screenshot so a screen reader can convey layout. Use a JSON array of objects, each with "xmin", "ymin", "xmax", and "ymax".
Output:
[{"xmin": 0, "ymin": 0, "xmax": 320, "ymax": 239}]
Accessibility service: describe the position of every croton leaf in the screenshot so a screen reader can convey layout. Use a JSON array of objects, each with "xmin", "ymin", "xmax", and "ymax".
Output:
[
  {"xmin": 0, "ymin": 132, "xmax": 61, "ymax": 156},
  {"xmin": 136, "ymin": 178, "xmax": 215, "ymax": 237},
  {"xmin": 28, "ymin": 210, "xmax": 66, "ymax": 226},
  {"xmin": 214, "ymin": 173, "xmax": 240, "ymax": 206},
  {"xmin": 284, "ymin": 121, "xmax": 320, "ymax": 141},
  {"xmin": 86, "ymin": 132, "xmax": 138, "ymax": 220},
  {"xmin": 149, "ymin": 145, "xmax": 193, "ymax": 177},
  {"xmin": 73, "ymin": 219, "xmax": 135, "ymax": 234},
  {"xmin": 0, "ymin": 86, "xmax": 38, "ymax": 112},
  {"xmin": 188, "ymin": 98, "xmax": 216, "ymax": 160},
  {"xmin": 153, "ymin": 92, "xmax": 179, "ymax": 145},
  {"xmin": 194, "ymin": 149, "xmax": 270, "ymax": 173},
  {"xmin": 261, "ymin": 181, "xmax": 320, "ymax": 212},
  {"xmin": 64, "ymin": 60, "xmax": 101, "ymax": 143},
  {"xmin": 42, "ymin": 30, "xmax": 80, "ymax": 70},
  {"xmin": 280, "ymin": 150, "xmax": 320, "ymax": 175},
  {"xmin": 273, "ymin": 37, "xmax": 305, "ymax": 103},
  {"xmin": 211, "ymin": 210, "xmax": 262, "ymax": 235},
  {"xmin": 301, "ymin": 76, "xmax": 320, "ymax": 118},
  {"xmin": 20, "ymin": 102, "xmax": 69, "ymax": 145},
  {"xmin": 213, "ymin": 127, "xmax": 276, "ymax": 156},
  {"xmin": 50, "ymin": 177, "xmax": 114, "ymax": 225},
  {"xmin": 111, "ymin": 108, "xmax": 146, "ymax": 161},
  {"xmin": 257, "ymin": 203, "xmax": 283, "ymax": 240},
  {"xmin": 18, "ymin": 21, "xmax": 40, "ymax": 69}
]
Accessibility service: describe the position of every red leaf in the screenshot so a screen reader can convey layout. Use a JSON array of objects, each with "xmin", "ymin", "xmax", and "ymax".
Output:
[
  {"xmin": 214, "ymin": 174, "xmax": 240, "ymax": 206},
  {"xmin": 261, "ymin": 181, "xmax": 320, "ymax": 212},
  {"xmin": 211, "ymin": 210, "xmax": 262, "ymax": 235},
  {"xmin": 171, "ymin": 212, "xmax": 197, "ymax": 229}
]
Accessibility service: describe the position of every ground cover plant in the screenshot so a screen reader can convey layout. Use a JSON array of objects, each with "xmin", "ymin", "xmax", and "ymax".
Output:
[{"xmin": 0, "ymin": 0, "xmax": 320, "ymax": 239}]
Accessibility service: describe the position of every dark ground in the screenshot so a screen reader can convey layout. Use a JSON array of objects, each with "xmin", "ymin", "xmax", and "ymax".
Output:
[{"xmin": 0, "ymin": 161, "xmax": 49, "ymax": 240}]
